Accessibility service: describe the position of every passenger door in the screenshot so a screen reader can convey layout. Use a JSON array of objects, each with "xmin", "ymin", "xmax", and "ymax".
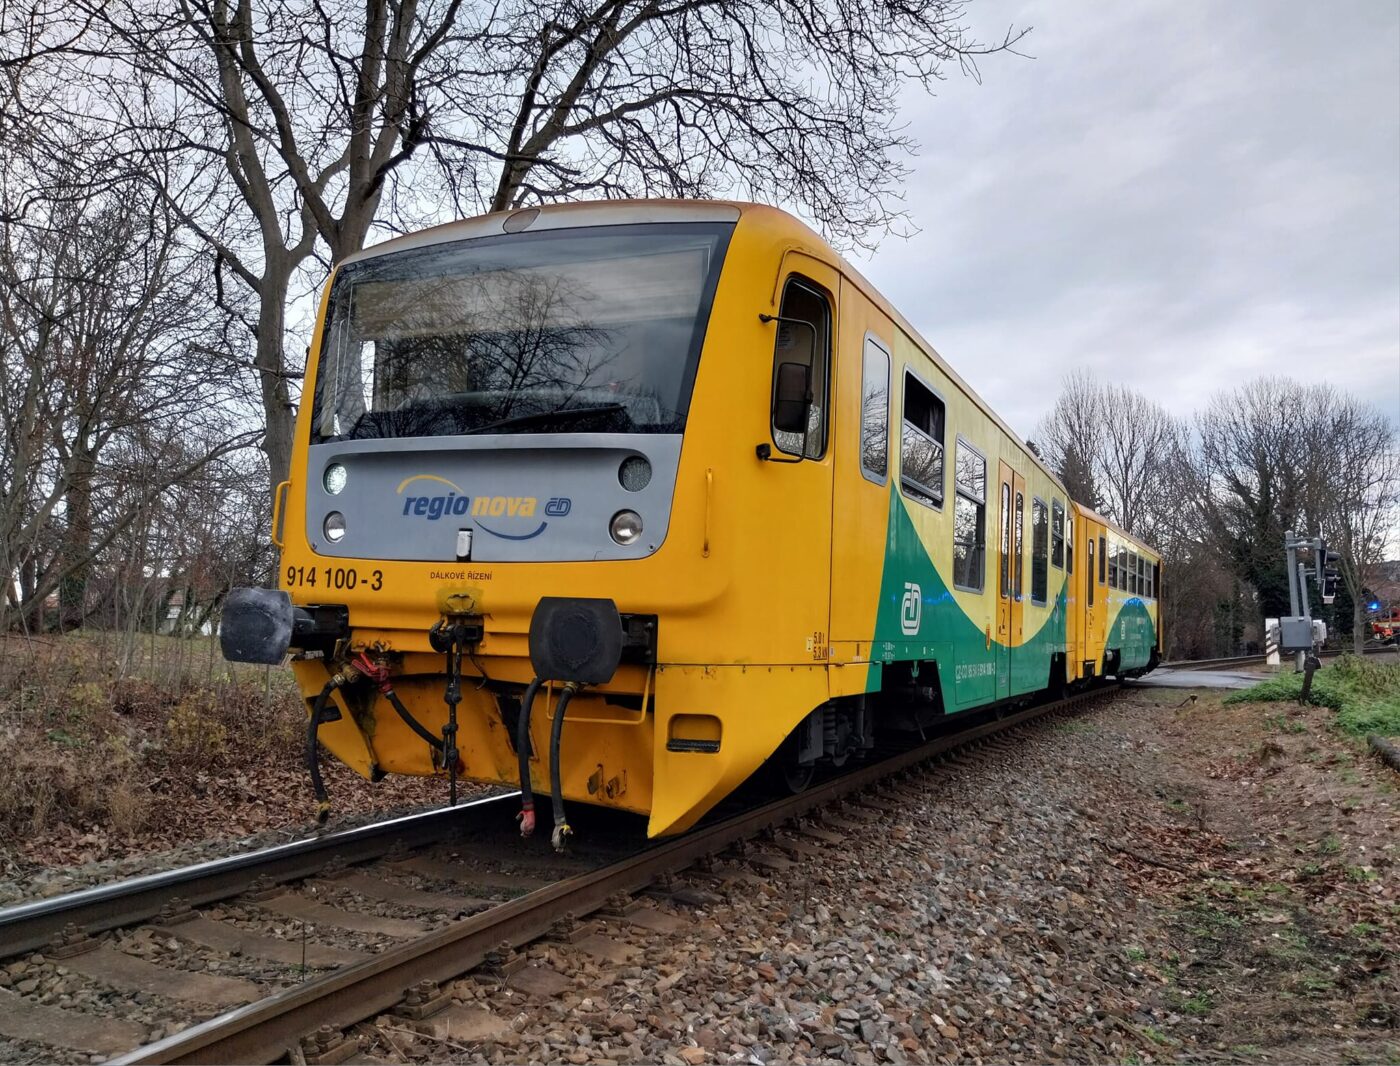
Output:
[
  {"xmin": 995, "ymin": 461, "xmax": 1026, "ymax": 699},
  {"xmin": 828, "ymin": 297, "xmax": 895, "ymax": 679},
  {"xmin": 1082, "ymin": 517, "xmax": 1097, "ymax": 676}
]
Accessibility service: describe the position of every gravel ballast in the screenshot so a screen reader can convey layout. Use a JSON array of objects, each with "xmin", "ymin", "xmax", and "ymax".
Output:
[
  {"xmin": 4, "ymin": 684, "xmax": 1395, "ymax": 1064},
  {"xmin": 354, "ymin": 686, "xmax": 1397, "ymax": 1064}
]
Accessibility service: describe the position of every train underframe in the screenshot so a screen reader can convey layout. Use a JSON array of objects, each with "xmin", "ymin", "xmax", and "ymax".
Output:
[{"xmin": 290, "ymin": 626, "xmax": 1158, "ymax": 842}]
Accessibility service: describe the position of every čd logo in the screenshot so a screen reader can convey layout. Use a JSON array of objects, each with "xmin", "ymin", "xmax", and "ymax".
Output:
[{"xmin": 901, "ymin": 581, "xmax": 922, "ymax": 636}]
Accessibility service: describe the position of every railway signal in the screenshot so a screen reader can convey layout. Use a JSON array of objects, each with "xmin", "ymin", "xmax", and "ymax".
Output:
[{"xmin": 1280, "ymin": 531, "xmax": 1336, "ymax": 701}]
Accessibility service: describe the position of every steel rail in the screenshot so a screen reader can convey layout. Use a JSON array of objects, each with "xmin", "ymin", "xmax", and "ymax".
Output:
[
  {"xmin": 114, "ymin": 688, "xmax": 1104, "ymax": 1066},
  {"xmin": 1162, "ymin": 645, "xmax": 1397, "ymax": 671},
  {"xmin": 1160, "ymin": 653, "xmax": 1268, "ymax": 671},
  {"xmin": 0, "ymin": 792, "xmax": 519, "ymax": 959}
]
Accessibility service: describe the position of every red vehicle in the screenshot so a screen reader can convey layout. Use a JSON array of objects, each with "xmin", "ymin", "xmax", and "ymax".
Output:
[{"xmin": 1372, "ymin": 610, "xmax": 1400, "ymax": 644}]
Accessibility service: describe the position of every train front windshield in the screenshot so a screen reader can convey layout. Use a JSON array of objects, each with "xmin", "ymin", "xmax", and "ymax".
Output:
[{"xmin": 312, "ymin": 223, "xmax": 732, "ymax": 443}]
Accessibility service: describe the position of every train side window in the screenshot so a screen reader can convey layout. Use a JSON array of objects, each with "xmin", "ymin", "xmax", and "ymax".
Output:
[
  {"xmin": 900, "ymin": 371, "xmax": 945, "ymax": 508},
  {"xmin": 1067, "ymin": 518, "xmax": 1074, "ymax": 575},
  {"xmin": 1154, "ymin": 561, "xmax": 1162, "ymax": 600},
  {"xmin": 1098, "ymin": 534, "xmax": 1106, "ymax": 585},
  {"xmin": 1108, "ymin": 538, "xmax": 1118, "ymax": 589},
  {"xmin": 1145, "ymin": 559, "xmax": 1153, "ymax": 599},
  {"xmin": 1087, "ymin": 538, "xmax": 1095, "ymax": 606},
  {"xmin": 1014, "ymin": 492, "xmax": 1025, "ymax": 598},
  {"xmin": 770, "ymin": 278, "xmax": 830, "ymax": 458},
  {"xmin": 1050, "ymin": 500, "xmax": 1065, "ymax": 569},
  {"xmin": 1031, "ymin": 498, "xmax": 1048, "ymax": 605},
  {"xmin": 859, "ymin": 335, "xmax": 890, "ymax": 483},
  {"xmin": 952, "ymin": 439, "xmax": 986, "ymax": 592},
  {"xmin": 999, "ymin": 483, "xmax": 1011, "ymax": 597},
  {"xmin": 1132, "ymin": 551, "xmax": 1141, "ymax": 595}
]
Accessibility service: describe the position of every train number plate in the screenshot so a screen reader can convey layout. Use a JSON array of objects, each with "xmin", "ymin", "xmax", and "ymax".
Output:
[{"xmin": 284, "ymin": 565, "xmax": 383, "ymax": 591}]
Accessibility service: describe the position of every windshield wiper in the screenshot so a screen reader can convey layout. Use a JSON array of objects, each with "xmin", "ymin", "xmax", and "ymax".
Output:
[{"xmin": 464, "ymin": 403, "xmax": 629, "ymax": 436}]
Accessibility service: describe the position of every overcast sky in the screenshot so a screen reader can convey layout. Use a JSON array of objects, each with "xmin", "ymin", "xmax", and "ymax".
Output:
[{"xmin": 853, "ymin": 0, "xmax": 1400, "ymax": 440}]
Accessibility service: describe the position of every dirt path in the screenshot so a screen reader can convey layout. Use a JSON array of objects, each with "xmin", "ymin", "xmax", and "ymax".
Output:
[{"xmin": 1098, "ymin": 686, "xmax": 1397, "ymax": 1062}]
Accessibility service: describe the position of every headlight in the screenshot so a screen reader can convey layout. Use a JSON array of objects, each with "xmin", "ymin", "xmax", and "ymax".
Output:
[
  {"xmin": 323, "ymin": 463, "xmax": 348, "ymax": 495},
  {"xmin": 609, "ymin": 510, "xmax": 643, "ymax": 545},
  {"xmin": 324, "ymin": 511, "xmax": 347, "ymax": 542}
]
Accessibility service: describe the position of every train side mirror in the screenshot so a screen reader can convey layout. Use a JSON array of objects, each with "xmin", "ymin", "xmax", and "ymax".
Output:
[{"xmin": 772, "ymin": 361, "xmax": 812, "ymax": 435}]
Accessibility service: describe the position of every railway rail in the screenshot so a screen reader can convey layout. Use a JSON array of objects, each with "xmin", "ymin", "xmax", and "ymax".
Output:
[
  {"xmin": 1161, "ymin": 644, "xmax": 1397, "ymax": 671},
  {"xmin": 0, "ymin": 794, "xmax": 520, "ymax": 960},
  {"xmin": 0, "ymin": 686, "xmax": 1112, "ymax": 1066}
]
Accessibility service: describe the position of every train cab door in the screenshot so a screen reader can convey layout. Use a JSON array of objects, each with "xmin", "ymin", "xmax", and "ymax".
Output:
[
  {"xmin": 763, "ymin": 257, "xmax": 839, "ymax": 667},
  {"xmin": 995, "ymin": 461, "xmax": 1026, "ymax": 699}
]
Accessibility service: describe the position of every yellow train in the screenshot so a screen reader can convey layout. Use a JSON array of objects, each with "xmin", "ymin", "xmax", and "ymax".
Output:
[{"xmin": 221, "ymin": 200, "xmax": 1163, "ymax": 843}]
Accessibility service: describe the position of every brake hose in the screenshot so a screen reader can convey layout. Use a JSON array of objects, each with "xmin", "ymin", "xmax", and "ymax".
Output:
[
  {"xmin": 306, "ymin": 679, "xmax": 337, "ymax": 824},
  {"xmin": 384, "ymin": 687, "xmax": 444, "ymax": 751},
  {"xmin": 549, "ymin": 684, "xmax": 579, "ymax": 852},
  {"xmin": 516, "ymin": 678, "xmax": 542, "ymax": 836}
]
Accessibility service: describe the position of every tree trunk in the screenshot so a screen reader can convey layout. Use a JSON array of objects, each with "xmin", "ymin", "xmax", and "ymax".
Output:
[
  {"xmin": 59, "ymin": 443, "xmax": 96, "ymax": 632},
  {"xmin": 255, "ymin": 263, "xmax": 296, "ymax": 487},
  {"xmin": 1354, "ymin": 595, "xmax": 1364, "ymax": 654}
]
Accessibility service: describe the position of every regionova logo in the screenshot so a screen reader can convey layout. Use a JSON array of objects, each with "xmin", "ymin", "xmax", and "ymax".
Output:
[{"xmin": 396, "ymin": 475, "xmax": 571, "ymax": 541}]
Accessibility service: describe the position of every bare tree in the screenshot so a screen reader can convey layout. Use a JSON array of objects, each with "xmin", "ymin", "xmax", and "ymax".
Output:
[
  {"xmin": 1033, "ymin": 369, "xmax": 1103, "ymax": 509},
  {"xmin": 1193, "ymin": 379, "xmax": 1400, "ymax": 651},
  {"xmin": 42, "ymin": 0, "xmax": 1025, "ymax": 485},
  {"xmin": 0, "ymin": 166, "xmax": 259, "ymax": 631},
  {"xmin": 1034, "ymin": 370, "xmax": 1187, "ymax": 541},
  {"xmin": 1323, "ymin": 399, "xmax": 1399, "ymax": 651}
]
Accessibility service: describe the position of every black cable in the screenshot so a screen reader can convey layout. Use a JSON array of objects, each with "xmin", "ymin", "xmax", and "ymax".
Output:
[
  {"xmin": 443, "ymin": 625, "xmax": 463, "ymax": 806},
  {"xmin": 306, "ymin": 680, "xmax": 336, "ymax": 824},
  {"xmin": 515, "ymin": 678, "xmax": 542, "ymax": 837},
  {"xmin": 384, "ymin": 687, "xmax": 443, "ymax": 751},
  {"xmin": 549, "ymin": 685, "xmax": 578, "ymax": 851}
]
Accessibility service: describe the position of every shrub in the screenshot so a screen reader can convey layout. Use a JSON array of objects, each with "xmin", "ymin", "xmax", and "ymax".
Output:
[
  {"xmin": 1225, "ymin": 655, "xmax": 1400, "ymax": 736},
  {"xmin": 0, "ymin": 631, "xmax": 305, "ymax": 845}
]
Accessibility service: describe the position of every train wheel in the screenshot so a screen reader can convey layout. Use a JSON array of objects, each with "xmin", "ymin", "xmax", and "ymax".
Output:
[
  {"xmin": 779, "ymin": 758, "xmax": 815, "ymax": 793},
  {"xmin": 767, "ymin": 732, "xmax": 815, "ymax": 794}
]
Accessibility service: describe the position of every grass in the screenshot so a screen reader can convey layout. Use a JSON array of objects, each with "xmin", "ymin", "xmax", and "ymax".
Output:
[
  {"xmin": 1141, "ymin": 1026, "xmax": 1172, "ymax": 1047},
  {"xmin": 1224, "ymin": 655, "xmax": 1400, "ymax": 736},
  {"xmin": 1054, "ymin": 719, "xmax": 1098, "ymax": 734},
  {"xmin": 0, "ymin": 630, "xmax": 302, "ymax": 842},
  {"xmin": 1179, "ymin": 991, "xmax": 1213, "ymax": 1016}
]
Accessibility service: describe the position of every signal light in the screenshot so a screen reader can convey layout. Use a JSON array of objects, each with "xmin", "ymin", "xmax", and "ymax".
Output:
[{"xmin": 1320, "ymin": 550, "xmax": 1341, "ymax": 606}]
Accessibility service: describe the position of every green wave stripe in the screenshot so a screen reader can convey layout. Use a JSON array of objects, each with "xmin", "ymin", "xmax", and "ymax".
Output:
[{"xmin": 863, "ymin": 490, "xmax": 1155, "ymax": 709}]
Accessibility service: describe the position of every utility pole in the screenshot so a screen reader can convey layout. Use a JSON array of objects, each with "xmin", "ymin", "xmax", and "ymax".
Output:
[{"xmin": 1280, "ymin": 531, "xmax": 1341, "ymax": 704}]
